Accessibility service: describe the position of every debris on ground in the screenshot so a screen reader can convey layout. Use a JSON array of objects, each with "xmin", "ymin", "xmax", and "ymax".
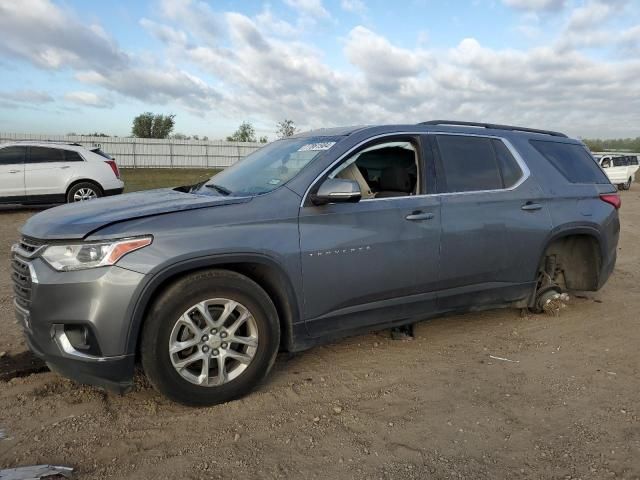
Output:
[
  {"xmin": 0, "ymin": 464, "xmax": 73, "ymax": 479},
  {"xmin": 489, "ymin": 355, "xmax": 520, "ymax": 363},
  {"xmin": 539, "ymin": 291, "xmax": 570, "ymax": 316}
]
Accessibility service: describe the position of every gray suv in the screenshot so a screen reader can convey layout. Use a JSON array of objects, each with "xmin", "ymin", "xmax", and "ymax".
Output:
[{"xmin": 12, "ymin": 121, "xmax": 620, "ymax": 406}]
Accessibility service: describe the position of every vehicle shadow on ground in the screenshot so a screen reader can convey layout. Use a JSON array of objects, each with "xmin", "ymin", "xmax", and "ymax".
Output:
[{"xmin": 0, "ymin": 205, "xmax": 54, "ymax": 213}]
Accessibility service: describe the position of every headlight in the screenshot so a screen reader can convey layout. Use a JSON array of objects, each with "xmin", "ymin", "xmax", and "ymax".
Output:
[{"xmin": 42, "ymin": 236, "xmax": 152, "ymax": 271}]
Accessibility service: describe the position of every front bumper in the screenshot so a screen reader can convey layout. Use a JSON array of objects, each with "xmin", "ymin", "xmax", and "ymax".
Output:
[{"xmin": 13, "ymin": 252, "xmax": 146, "ymax": 393}]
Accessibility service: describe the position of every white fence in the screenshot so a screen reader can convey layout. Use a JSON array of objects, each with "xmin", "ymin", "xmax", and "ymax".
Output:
[{"xmin": 0, "ymin": 133, "xmax": 264, "ymax": 169}]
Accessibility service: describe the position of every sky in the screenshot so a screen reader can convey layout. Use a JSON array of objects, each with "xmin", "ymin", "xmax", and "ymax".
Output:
[{"xmin": 0, "ymin": 0, "xmax": 639, "ymax": 140}]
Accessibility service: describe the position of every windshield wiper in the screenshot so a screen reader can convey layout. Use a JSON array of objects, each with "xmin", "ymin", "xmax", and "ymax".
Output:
[{"xmin": 204, "ymin": 183, "xmax": 232, "ymax": 196}]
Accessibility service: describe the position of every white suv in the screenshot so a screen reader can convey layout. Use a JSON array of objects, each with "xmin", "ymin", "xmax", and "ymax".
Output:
[
  {"xmin": 597, "ymin": 154, "xmax": 639, "ymax": 190},
  {"xmin": 0, "ymin": 141, "xmax": 124, "ymax": 204}
]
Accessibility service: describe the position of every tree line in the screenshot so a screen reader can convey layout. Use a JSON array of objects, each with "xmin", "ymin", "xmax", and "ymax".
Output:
[
  {"xmin": 582, "ymin": 137, "xmax": 640, "ymax": 152},
  {"xmin": 127, "ymin": 112, "xmax": 299, "ymax": 142},
  {"xmin": 86, "ymin": 113, "xmax": 640, "ymax": 152}
]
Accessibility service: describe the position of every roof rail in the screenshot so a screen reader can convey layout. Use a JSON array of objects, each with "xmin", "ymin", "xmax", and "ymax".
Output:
[
  {"xmin": 5, "ymin": 140, "xmax": 83, "ymax": 146},
  {"xmin": 418, "ymin": 120, "xmax": 568, "ymax": 138}
]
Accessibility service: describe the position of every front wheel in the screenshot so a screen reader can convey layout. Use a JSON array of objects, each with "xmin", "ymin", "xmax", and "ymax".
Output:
[
  {"xmin": 141, "ymin": 269, "xmax": 280, "ymax": 406},
  {"xmin": 622, "ymin": 178, "xmax": 632, "ymax": 190}
]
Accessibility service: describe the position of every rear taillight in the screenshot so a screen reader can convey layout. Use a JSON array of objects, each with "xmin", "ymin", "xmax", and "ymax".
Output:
[
  {"xmin": 105, "ymin": 160, "xmax": 120, "ymax": 179},
  {"xmin": 600, "ymin": 193, "xmax": 621, "ymax": 210}
]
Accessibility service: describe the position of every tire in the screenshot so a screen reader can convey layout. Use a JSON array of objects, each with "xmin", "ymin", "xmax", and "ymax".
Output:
[
  {"xmin": 141, "ymin": 269, "xmax": 280, "ymax": 406},
  {"xmin": 622, "ymin": 178, "xmax": 632, "ymax": 190},
  {"xmin": 66, "ymin": 181, "xmax": 102, "ymax": 203}
]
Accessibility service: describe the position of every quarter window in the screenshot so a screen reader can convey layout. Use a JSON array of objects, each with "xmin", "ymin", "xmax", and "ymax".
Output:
[
  {"xmin": 492, "ymin": 139, "xmax": 522, "ymax": 188},
  {"xmin": 0, "ymin": 146, "xmax": 26, "ymax": 165},
  {"xmin": 530, "ymin": 140, "xmax": 610, "ymax": 184},
  {"xmin": 64, "ymin": 150, "xmax": 84, "ymax": 162}
]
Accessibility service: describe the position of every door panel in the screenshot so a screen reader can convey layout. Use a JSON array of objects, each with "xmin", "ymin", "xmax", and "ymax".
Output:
[
  {"xmin": 0, "ymin": 146, "xmax": 26, "ymax": 200},
  {"xmin": 430, "ymin": 133, "xmax": 553, "ymax": 311},
  {"xmin": 25, "ymin": 147, "xmax": 71, "ymax": 197},
  {"xmin": 437, "ymin": 178, "xmax": 552, "ymax": 310},
  {"xmin": 300, "ymin": 196, "xmax": 441, "ymax": 337}
]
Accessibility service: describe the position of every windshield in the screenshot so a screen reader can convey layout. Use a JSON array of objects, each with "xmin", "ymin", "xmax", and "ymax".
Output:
[{"xmin": 198, "ymin": 136, "xmax": 341, "ymax": 196}]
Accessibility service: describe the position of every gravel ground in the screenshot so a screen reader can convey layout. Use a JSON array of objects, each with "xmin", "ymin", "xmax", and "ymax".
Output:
[{"xmin": 0, "ymin": 193, "xmax": 638, "ymax": 480}]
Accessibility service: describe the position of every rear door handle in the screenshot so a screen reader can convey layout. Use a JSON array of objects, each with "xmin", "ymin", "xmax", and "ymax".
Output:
[
  {"xmin": 405, "ymin": 211, "xmax": 434, "ymax": 221},
  {"xmin": 60, "ymin": 166, "xmax": 70, "ymax": 169},
  {"xmin": 8, "ymin": 170, "xmax": 20, "ymax": 174},
  {"xmin": 521, "ymin": 202, "xmax": 542, "ymax": 211}
]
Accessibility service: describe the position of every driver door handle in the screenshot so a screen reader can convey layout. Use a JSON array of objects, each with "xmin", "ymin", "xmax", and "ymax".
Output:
[
  {"xmin": 405, "ymin": 211, "xmax": 434, "ymax": 221},
  {"xmin": 521, "ymin": 202, "xmax": 542, "ymax": 211},
  {"xmin": 60, "ymin": 166, "xmax": 70, "ymax": 169},
  {"xmin": 8, "ymin": 169, "xmax": 20, "ymax": 174}
]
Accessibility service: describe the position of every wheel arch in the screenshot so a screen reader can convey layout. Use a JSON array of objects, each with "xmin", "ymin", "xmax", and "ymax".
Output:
[
  {"xmin": 65, "ymin": 178, "xmax": 105, "ymax": 197},
  {"xmin": 536, "ymin": 225, "xmax": 604, "ymax": 291},
  {"xmin": 126, "ymin": 254, "xmax": 300, "ymax": 358}
]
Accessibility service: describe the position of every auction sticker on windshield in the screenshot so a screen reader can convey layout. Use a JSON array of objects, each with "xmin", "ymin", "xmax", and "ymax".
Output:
[{"xmin": 298, "ymin": 142, "xmax": 336, "ymax": 152}]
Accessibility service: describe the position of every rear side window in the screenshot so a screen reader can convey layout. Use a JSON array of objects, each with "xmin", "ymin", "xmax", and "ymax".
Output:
[
  {"xmin": 435, "ymin": 135, "xmax": 512, "ymax": 192},
  {"xmin": 28, "ymin": 147, "xmax": 65, "ymax": 163},
  {"xmin": 0, "ymin": 146, "xmax": 26, "ymax": 165},
  {"xmin": 64, "ymin": 150, "xmax": 84, "ymax": 162},
  {"xmin": 530, "ymin": 140, "xmax": 609, "ymax": 184}
]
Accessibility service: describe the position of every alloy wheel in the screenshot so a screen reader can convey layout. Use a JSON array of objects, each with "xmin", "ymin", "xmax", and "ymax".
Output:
[
  {"xmin": 168, "ymin": 298, "xmax": 259, "ymax": 387},
  {"xmin": 73, "ymin": 188, "xmax": 98, "ymax": 202}
]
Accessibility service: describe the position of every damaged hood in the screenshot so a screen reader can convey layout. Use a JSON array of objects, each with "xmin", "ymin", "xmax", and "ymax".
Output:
[{"xmin": 21, "ymin": 189, "xmax": 251, "ymax": 240}]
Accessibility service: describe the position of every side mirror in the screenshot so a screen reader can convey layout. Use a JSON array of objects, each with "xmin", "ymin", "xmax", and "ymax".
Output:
[{"xmin": 311, "ymin": 178, "xmax": 362, "ymax": 205}]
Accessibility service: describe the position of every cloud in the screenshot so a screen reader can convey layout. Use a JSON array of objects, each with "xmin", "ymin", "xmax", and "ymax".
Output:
[
  {"xmin": 0, "ymin": 0, "xmax": 127, "ymax": 71},
  {"xmin": 0, "ymin": 89, "xmax": 53, "ymax": 104},
  {"xmin": 1, "ymin": 0, "xmax": 640, "ymax": 138},
  {"xmin": 157, "ymin": 0, "xmax": 222, "ymax": 42},
  {"xmin": 136, "ymin": 4, "xmax": 640, "ymax": 137},
  {"xmin": 502, "ymin": 0, "xmax": 567, "ymax": 11},
  {"xmin": 75, "ymin": 68, "xmax": 221, "ymax": 112},
  {"xmin": 557, "ymin": 0, "xmax": 629, "ymax": 50},
  {"xmin": 344, "ymin": 27, "xmax": 425, "ymax": 79},
  {"xmin": 64, "ymin": 91, "xmax": 114, "ymax": 108},
  {"xmin": 341, "ymin": 0, "xmax": 366, "ymax": 15},
  {"xmin": 283, "ymin": 0, "xmax": 330, "ymax": 19},
  {"xmin": 140, "ymin": 18, "xmax": 189, "ymax": 46}
]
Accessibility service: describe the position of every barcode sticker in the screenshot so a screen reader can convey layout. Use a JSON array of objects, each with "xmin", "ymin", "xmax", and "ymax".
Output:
[{"xmin": 298, "ymin": 142, "xmax": 336, "ymax": 152}]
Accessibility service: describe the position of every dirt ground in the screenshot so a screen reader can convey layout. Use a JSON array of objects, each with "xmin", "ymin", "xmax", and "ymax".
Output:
[{"xmin": 0, "ymin": 193, "xmax": 639, "ymax": 480}]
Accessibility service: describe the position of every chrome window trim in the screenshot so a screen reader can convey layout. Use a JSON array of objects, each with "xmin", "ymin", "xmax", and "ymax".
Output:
[{"xmin": 300, "ymin": 131, "xmax": 531, "ymax": 207}]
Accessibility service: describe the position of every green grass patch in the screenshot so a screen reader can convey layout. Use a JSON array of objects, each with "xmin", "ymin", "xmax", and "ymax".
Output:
[{"xmin": 120, "ymin": 168, "xmax": 220, "ymax": 193}]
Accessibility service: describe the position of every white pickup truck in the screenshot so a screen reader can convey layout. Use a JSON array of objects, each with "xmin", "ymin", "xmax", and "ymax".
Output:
[{"xmin": 595, "ymin": 154, "xmax": 639, "ymax": 190}]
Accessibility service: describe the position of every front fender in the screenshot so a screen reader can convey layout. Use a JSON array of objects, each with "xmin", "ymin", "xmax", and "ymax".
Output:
[{"xmin": 123, "ymin": 252, "xmax": 301, "ymax": 355}]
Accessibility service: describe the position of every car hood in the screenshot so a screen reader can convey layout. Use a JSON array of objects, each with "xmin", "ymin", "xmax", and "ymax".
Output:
[{"xmin": 21, "ymin": 189, "xmax": 252, "ymax": 240}]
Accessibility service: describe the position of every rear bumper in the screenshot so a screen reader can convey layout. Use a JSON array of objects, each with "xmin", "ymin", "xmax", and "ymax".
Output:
[{"xmin": 104, "ymin": 187, "xmax": 124, "ymax": 197}]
